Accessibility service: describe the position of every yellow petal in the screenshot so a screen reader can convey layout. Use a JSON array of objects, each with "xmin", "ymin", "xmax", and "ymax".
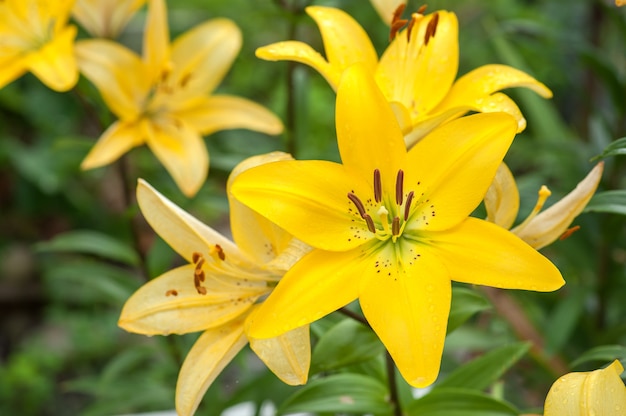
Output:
[
  {"xmin": 227, "ymin": 152, "xmax": 295, "ymax": 265},
  {"xmin": 360, "ymin": 245, "xmax": 450, "ymax": 388},
  {"xmin": 544, "ymin": 360, "xmax": 626, "ymax": 416},
  {"xmin": 336, "ymin": 64, "xmax": 406, "ymax": 188},
  {"xmin": 169, "ymin": 18, "xmax": 241, "ymax": 99},
  {"xmin": 513, "ymin": 162, "xmax": 604, "ymax": 249},
  {"xmin": 143, "ymin": 0, "xmax": 169, "ymax": 81},
  {"xmin": 248, "ymin": 315, "xmax": 310, "ymax": 385},
  {"xmin": 231, "ymin": 159, "xmax": 370, "ymax": 251},
  {"xmin": 403, "ymin": 106, "xmax": 471, "ymax": 148},
  {"xmin": 72, "ymin": 0, "xmax": 146, "ymax": 38},
  {"xmin": 75, "ymin": 39, "xmax": 148, "ymax": 119},
  {"xmin": 118, "ymin": 265, "xmax": 258, "ymax": 335},
  {"xmin": 405, "ymin": 113, "xmax": 518, "ymax": 231},
  {"xmin": 176, "ymin": 320, "xmax": 248, "ymax": 416},
  {"xmin": 370, "ymin": 0, "xmax": 406, "ymax": 25},
  {"xmin": 144, "ymin": 118, "xmax": 208, "ymax": 197},
  {"xmin": 178, "ymin": 95, "xmax": 283, "ymax": 136},
  {"xmin": 430, "ymin": 217, "xmax": 564, "ymax": 291},
  {"xmin": 484, "ymin": 162, "xmax": 520, "ymax": 230},
  {"xmin": 136, "ymin": 179, "xmax": 242, "ymax": 264},
  {"xmin": 81, "ymin": 120, "xmax": 144, "ymax": 170},
  {"xmin": 0, "ymin": 56, "xmax": 27, "ymax": 90},
  {"xmin": 256, "ymin": 41, "xmax": 340, "ymax": 89},
  {"xmin": 246, "ymin": 249, "xmax": 363, "ymax": 339},
  {"xmin": 433, "ymin": 64, "xmax": 552, "ymax": 131},
  {"xmin": 376, "ymin": 11, "xmax": 459, "ymax": 117},
  {"xmin": 306, "ymin": 6, "xmax": 378, "ymax": 88},
  {"xmin": 26, "ymin": 25, "xmax": 78, "ymax": 91}
]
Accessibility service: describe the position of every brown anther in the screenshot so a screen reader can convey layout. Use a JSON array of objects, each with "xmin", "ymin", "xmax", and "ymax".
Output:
[
  {"xmin": 179, "ymin": 72, "xmax": 192, "ymax": 88},
  {"xmin": 392, "ymin": 216, "xmax": 400, "ymax": 236},
  {"xmin": 389, "ymin": 4, "xmax": 408, "ymax": 41},
  {"xmin": 165, "ymin": 289, "xmax": 178, "ymax": 297},
  {"xmin": 363, "ymin": 214, "xmax": 376, "ymax": 233},
  {"xmin": 424, "ymin": 12, "xmax": 440, "ymax": 45},
  {"xmin": 374, "ymin": 169, "xmax": 382, "ymax": 203},
  {"xmin": 196, "ymin": 287, "xmax": 207, "ymax": 295},
  {"xmin": 404, "ymin": 191, "xmax": 414, "ymax": 221},
  {"xmin": 407, "ymin": 15, "xmax": 417, "ymax": 41},
  {"xmin": 396, "ymin": 170, "xmax": 404, "ymax": 205},
  {"xmin": 194, "ymin": 269, "xmax": 206, "ymax": 294},
  {"xmin": 559, "ymin": 225, "xmax": 581, "ymax": 241},
  {"xmin": 215, "ymin": 244, "xmax": 226, "ymax": 261},
  {"xmin": 348, "ymin": 192, "xmax": 367, "ymax": 218},
  {"xmin": 192, "ymin": 252, "xmax": 202, "ymax": 264},
  {"xmin": 417, "ymin": 5, "xmax": 428, "ymax": 14},
  {"xmin": 195, "ymin": 257, "xmax": 205, "ymax": 270}
]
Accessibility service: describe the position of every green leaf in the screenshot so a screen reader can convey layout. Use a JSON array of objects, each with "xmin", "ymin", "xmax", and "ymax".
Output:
[
  {"xmin": 545, "ymin": 288, "xmax": 586, "ymax": 354},
  {"xmin": 448, "ymin": 287, "xmax": 492, "ymax": 334},
  {"xmin": 592, "ymin": 137, "xmax": 626, "ymax": 160},
  {"xmin": 435, "ymin": 342, "xmax": 530, "ymax": 391},
  {"xmin": 570, "ymin": 345, "xmax": 626, "ymax": 369},
  {"xmin": 311, "ymin": 318, "xmax": 385, "ymax": 374},
  {"xmin": 35, "ymin": 230, "xmax": 140, "ymax": 266},
  {"xmin": 407, "ymin": 388, "xmax": 519, "ymax": 416},
  {"xmin": 583, "ymin": 190, "xmax": 626, "ymax": 216},
  {"xmin": 277, "ymin": 373, "xmax": 391, "ymax": 415}
]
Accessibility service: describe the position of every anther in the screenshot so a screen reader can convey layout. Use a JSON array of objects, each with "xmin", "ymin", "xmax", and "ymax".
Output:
[
  {"xmin": 559, "ymin": 225, "xmax": 581, "ymax": 241},
  {"xmin": 179, "ymin": 72, "xmax": 192, "ymax": 88},
  {"xmin": 363, "ymin": 214, "xmax": 376, "ymax": 233},
  {"xmin": 396, "ymin": 170, "xmax": 404, "ymax": 205},
  {"xmin": 424, "ymin": 12, "xmax": 439, "ymax": 46},
  {"xmin": 404, "ymin": 191, "xmax": 414, "ymax": 221},
  {"xmin": 392, "ymin": 216, "xmax": 400, "ymax": 236},
  {"xmin": 215, "ymin": 244, "xmax": 226, "ymax": 261},
  {"xmin": 165, "ymin": 289, "xmax": 178, "ymax": 297},
  {"xmin": 192, "ymin": 252, "xmax": 201, "ymax": 264},
  {"xmin": 389, "ymin": 4, "xmax": 408, "ymax": 41},
  {"xmin": 417, "ymin": 5, "xmax": 427, "ymax": 14},
  {"xmin": 374, "ymin": 169, "xmax": 382, "ymax": 203},
  {"xmin": 348, "ymin": 192, "xmax": 367, "ymax": 217}
]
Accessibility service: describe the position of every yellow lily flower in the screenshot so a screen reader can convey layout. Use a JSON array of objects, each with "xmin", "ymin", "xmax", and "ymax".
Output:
[
  {"xmin": 370, "ymin": 0, "xmax": 406, "ymax": 25},
  {"xmin": 256, "ymin": 6, "xmax": 551, "ymax": 145},
  {"xmin": 76, "ymin": 0, "xmax": 283, "ymax": 197},
  {"xmin": 0, "ymin": 0, "xmax": 78, "ymax": 91},
  {"xmin": 544, "ymin": 360, "xmax": 626, "ymax": 415},
  {"xmin": 231, "ymin": 64, "xmax": 564, "ymax": 388},
  {"xmin": 485, "ymin": 162, "xmax": 604, "ymax": 250},
  {"xmin": 119, "ymin": 153, "xmax": 311, "ymax": 416},
  {"xmin": 72, "ymin": 0, "xmax": 146, "ymax": 38}
]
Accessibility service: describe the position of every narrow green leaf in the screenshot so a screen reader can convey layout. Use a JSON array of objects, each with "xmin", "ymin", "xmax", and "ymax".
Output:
[
  {"xmin": 583, "ymin": 190, "xmax": 626, "ymax": 216},
  {"xmin": 277, "ymin": 373, "xmax": 391, "ymax": 415},
  {"xmin": 35, "ymin": 230, "xmax": 140, "ymax": 266},
  {"xmin": 570, "ymin": 345, "xmax": 626, "ymax": 369},
  {"xmin": 311, "ymin": 318, "xmax": 384, "ymax": 374},
  {"xmin": 435, "ymin": 342, "xmax": 530, "ymax": 391},
  {"xmin": 407, "ymin": 388, "xmax": 518, "ymax": 416},
  {"xmin": 545, "ymin": 288, "xmax": 586, "ymax": 354},
  {"xmin": 592, "ymin": 137, "xmax": 626, "ymax": 160},
  {"xmin": 448, "ymin": 287, "xmax": 492, "ymax": 333}
]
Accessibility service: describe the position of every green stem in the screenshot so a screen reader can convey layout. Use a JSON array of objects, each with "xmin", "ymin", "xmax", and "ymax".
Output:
[{"xmin": 386, "ymin": 352, "xmax": 402, "ymax": 416}]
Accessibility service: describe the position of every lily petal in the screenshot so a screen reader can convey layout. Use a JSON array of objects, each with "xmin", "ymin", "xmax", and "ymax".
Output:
[
  {"xmin": 227, "ymin": 152, "xmax": 295, "ymax": 265},
  {"xmin": 336, "ymin": 64, "xmax": 406, "ymax": 187},
  {"xmin": 248, "ymin": 316, "xmax": 310, "ymax": 385},
  {"xmin": 143, "ymin": 0, "xmax": 169, "ymax": 81},
  {"xmin": 75, "ymin": 39, "xmax": 148, "ymax": 119},
  {"xmin": 544, "ymin": 360, "xmax": 626, "ymax": 416},
  {"xmin": 118, "ymin": 265, "xmax": 260, "ymax": 335},
  {"xmin": 246, "ymin": 248, "xmax": 363, "ymax": 339},
  {"xmin": 484, "ymin": 162, "xmax": 520, "ymax": 230},
  {"xmin": 430, "ymin": 217, "xmax": 564, "ymax": 291},
  {"xmin": 256, "ymin": 41, "xmax": 338, "ymax": 88},
  {"xmin": 72, "ymin": 0, "xmax": 146, "ymax": 38},
  {"xmin": 136, "ymin": 179, "xmax": 242, "ymax": 264},
  {"xmin": 403, "ymin": 106, "xmax": 471, "ymax": 148},
  {"xmin": 26, "ymin": 25, "xmax": 78, "ymax": 91},
  {"xmin": 370, "ymin": 0, "xmax": 406, "ymax": 25},
  {"xmin": 0, "ymin": 57, "xmax": 27, "ymax": 91},
  {"xmin": 405, "ymin": 113, "xmax": 518, "ymax": 231},
  {"xmin": 232, "ymin": 159, "xmax": 371, "ymax": 251},
  {"xmin": 360, "ymin": 245, "xmax": 450, "ymax": 388},
  {"xmin": 169, "ymin": 18, "xmax": 242, "ymax": 99},
  {"xmin": 81, "ymin": 120, "xmax": 145, "ymax": 170},
  {"xmin": 176, "ymin": 320, "xmax": 248, "ymax": 416},
  {"xmin": 306, "ymin": 6, "xmax": 378, "ymax": 88},
  {"xmin": 178, "ymin": 95, "xmax": 283, "ymax": 137},
  {"xmin": 513, "ymin": 162, "xmax": 604, "ymax": 249},
  {"xmin": 433, "ymin": 64, "xmax": 552, "ymax": 132},
  {"xmin": 144, "ymin": 118, "xmax": 209, "ymax": 197}
]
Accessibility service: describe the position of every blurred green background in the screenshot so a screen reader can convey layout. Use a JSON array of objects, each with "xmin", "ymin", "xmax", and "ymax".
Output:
[{"xmin": 1, "ymin": 0, "xmax": 625, "ymax": 415}]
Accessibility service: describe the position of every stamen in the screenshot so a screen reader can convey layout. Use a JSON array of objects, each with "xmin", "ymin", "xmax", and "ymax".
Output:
[
  {"xmin": 209, "ymin": 244, "xmax": 226, "ymax": 261},
  {"xmin": 165, "ymin": 289, "xmax": 178, "ymax": 297},
  {"xmin": 516, "ymin": 185, "xmax": 552, "ymax": 231},
  {"xmin": 404, "ymin": 191, "xmax": 414, "ymax": 221},
  {"xmin": 192, "ymin": 252, "xmax": 201, "ymax": 264},
  {"xmin": 559, "ymin": 225, "xmax": 581, "ymax": 241},
  {"xmin": 348, "ymin": 192, "xmax": 367, "ymax": 217},
  {"xmin": 194, "ymin": 267, "xmax": 205, "ymax": 282},
  {"xmin": 417, "ymin": 5, "xmax": 427, "ymax": 14},
  {"xmin": 424, "ymin": 12, "xmax": 439, "ymax": 46},
  {"xmin": 363, "ymin": 214, "xmax": 376, "ymax": 233},
  {"xmin": 374, "ymin": 169, "xmax": 382, "ymax": 203},
  {"xmin": 179, "ymin": 72, "xmax": 192, "ymax": 88},
  {"xmin": 396, "ymin": 170, "xmax": 404, "ymax": 205},
  {"xmin": 392, "ymin": 216, "xmax": 400, "ymax": 236},
  {"xmin": 389, "ymin": 4, "xmax": 408, "ymax": 41}
]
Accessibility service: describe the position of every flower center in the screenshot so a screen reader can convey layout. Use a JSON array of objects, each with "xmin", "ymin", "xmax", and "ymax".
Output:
[
  {"xmin": 389, "ymin": 4, "xmax": 439, "ymax": 46},
  {"xmin": 348, "ymin": 169, "xmax": 417, "ymax": 243}
]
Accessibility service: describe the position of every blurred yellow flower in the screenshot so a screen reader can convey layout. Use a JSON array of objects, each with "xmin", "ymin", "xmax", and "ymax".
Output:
[
  {"xmin": 119, "ymin": 153, "xmax": 311, "ymax": 416},
  {"xmin": 72, "ymin": 0, "xmax": 146, "ymax": 38},
  {"xmin": 485, "ymin": 162, "xmax": 604, "ymax": 249},
  {"xmin": 544, "ymin": 360, "xmax": 626, "ymax": 415},
  {"xmin": 0, "ymin": 0, "xmax": 78, "ymax": 91},
  {"xmin": 256, "ymin": 6, "xmax": 551, "ymax": 146},
  {"xmin": 76, "ymin": 0, "xmax": 283, "ymax": 197},
  {"xmin": 232, "ymin": 65, "xmax": 564, "ymax": 388}
]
